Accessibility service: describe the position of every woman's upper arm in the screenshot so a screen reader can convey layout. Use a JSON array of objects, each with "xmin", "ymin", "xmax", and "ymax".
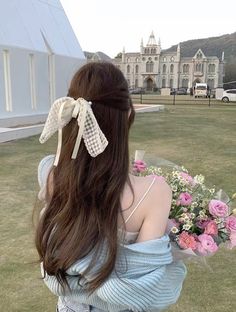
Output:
[
  {"xmin": 136, "ymin": 179, "xmax": 172, "ymax": 243},
  {"xmin": 37, "ymin": 155, "xmax": 54, "ymax": 201}
]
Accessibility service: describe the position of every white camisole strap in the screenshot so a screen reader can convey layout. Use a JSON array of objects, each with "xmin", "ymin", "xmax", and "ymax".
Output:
[{"xmin": 124, "ymin": 177, "xmax": 156, "ymax": 224}]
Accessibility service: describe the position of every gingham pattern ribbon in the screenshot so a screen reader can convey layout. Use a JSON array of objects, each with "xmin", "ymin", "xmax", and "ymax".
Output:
[{"xmin": 39, "ymin": 97, "xmax": 108, "ymax": 166}]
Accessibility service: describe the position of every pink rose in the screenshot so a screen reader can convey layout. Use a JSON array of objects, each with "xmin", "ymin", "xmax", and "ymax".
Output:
[
  {"xmin": 196, "ymin": 219, "xmax": 210, "ymax": 229},
  {"xmin": 179, "ymin": 172, "xmax": 195, "ymax": 186},
  {"xmin": 178, "ymin": 231, "xmax": 197, "ymax": 250},
  {"xmin": 196, "ymin": 234, "xmax": 218, "ymax": 255},
  {"xmin": 225, "ymin": 216, "xmax": 236, "ymax": 232},
  {"xmin": 229, "ymin": 231, "xmax": 236, "ymax": 249},
  {"xmin": 208, "ymin": 200, "xmax": 229, "ymax": 217},
  {"xmin": 204, "ymin": 220, "xmax": 218, "ymax": 235},
  {"xmin": 133, "ymin": 160, "xmax": 146, "ymax": 173},
  {"xmin": 177, "ymin": 192, "xmax": 192, "ymax": 206}
]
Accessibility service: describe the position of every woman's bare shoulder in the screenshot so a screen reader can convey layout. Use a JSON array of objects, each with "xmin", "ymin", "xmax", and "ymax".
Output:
[{"xmin": 136, "ymin": 176, "xmax": 172, "ymax": 242}]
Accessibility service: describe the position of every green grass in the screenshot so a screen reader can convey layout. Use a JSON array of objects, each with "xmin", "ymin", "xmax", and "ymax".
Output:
[{"xmin": 0, "ymin": 105, "xmax": 236, "ymax": 312}]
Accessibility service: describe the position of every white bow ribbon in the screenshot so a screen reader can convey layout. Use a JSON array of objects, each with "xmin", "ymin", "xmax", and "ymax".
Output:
[{"xmin": 39, "ymin": 97, "xmax": 108, "ymax": 166}]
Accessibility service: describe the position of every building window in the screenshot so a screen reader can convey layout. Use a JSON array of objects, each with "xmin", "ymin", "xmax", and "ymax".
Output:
[
  {"xmin": 170, "ymin": 64, "xmax": 174, "ymax": 74},
  {"xmin": 162, "ymin": 64, "xmax": 166, "ymax": 74},
  {"xmin": 195, "ymin": 63, "xmax": 203, "ymax": 72},
  {"xmin": 151, "ymin": 48, "xmax": 156, "ymax": 54},
  {"xmin": 29, "ymin": 54, "xmax": 37, "ymax": 110},
  {"xmin": 142, "ymin": 57, "xmax": 146, "ymax": 61},
  {"xmin": 170, "ymin": 78, "xmax": 174, "ymax": 89},
  {"xmin": 135, "ymin": 65, "xmax": 139, "ymax": 74},
  {"xmin": 162, "ymin": 79, "xmax": 166, "ymax": 88},
  {"xmin": 208, "ymin": 64, "xmax": 215, "ymax": 73},
  {"xmin": 144, "ymin": 48, "xmax": 149, "ymax": 54},
  {"xmin": 163, "ymin": 57, "xmax": 167, "ymax": 62},
  {"xmin": 182, "ymin": 79, "xmax": 189, "ymax": 88},
  {"xmin": 127, "ymin": 65, "xmax": 130, "ymax": 74},
  {"xmin": 154, "ymin": 57, "xmax": 158, "ymax": 61},
  {"xmin": 127, "ymin": 57, "xmax": 130, "ymax": 62},
  {"xmin": 136, "ymin": 57, "xmax": 139, "ymax": 62},
  {"xmin": 197, "ymin": 51, "xmax": 203, "ymax": 59},
  {"xmin": 146, "ymin": 61, "xmax": 154, "ymax": 72},
  {"xmin": 207, "ymin": 79, "xmax": 215, "ymax": 89},
  {"xmin": 135, "ymin": 79, "xmax": 138, "ymax": 88},
  {"xmin": 171, "ymin": 56, "xmax": 174, "ymax": 62},
  {"xmin": 3, "ymin": 50, "xmax": 13, "ymax": 112},
  {"xmin": 183, "ymin": 64, "xmax": 189, "ymax": 73}
]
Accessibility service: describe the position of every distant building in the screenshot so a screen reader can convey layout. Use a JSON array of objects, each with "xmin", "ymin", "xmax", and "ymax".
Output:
[
  {"xmin": 0, "ymin": 0, "xmax": 85, "ymax": 126},
  {"xmin": 113, "ymin": 32, "xmax": 224, "ymax": 91},
  {"xmin": 84, "ymin": 51, "xmax": 112, "ymax": 62}
]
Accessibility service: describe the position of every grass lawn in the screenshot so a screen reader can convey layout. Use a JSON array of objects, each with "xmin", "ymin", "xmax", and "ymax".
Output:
[{"xmin": 0, "ymin": 105, "xmax": 236, "ymax": 312}]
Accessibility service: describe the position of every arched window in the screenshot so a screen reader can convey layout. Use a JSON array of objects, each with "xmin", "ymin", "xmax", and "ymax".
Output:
[
  {"xmin": 197, "ymin": 51, "xmax": 202, "ymax": 59},
  {"xmin": 127, "ymin": 65, "xmax": 130, "ymax": 74},
  {"xmin": 135, "ymin": 79, "xmax": 138, "ymax": 88},
  {"xmin": 196, "ymin": 63, "xmax": 203, "ymax": 72},
  {"xmin": 171, "ymin": 56, "xmax": 174, "ymax": 62},
  {"xmin": 151, "ymin": 48, "xmax": 156, "ymax": 54},
  {"xmin": 207, "ymin": 79, "xmax": 215, "ymax": 89},
  {"xmin": 163, "ymin": 64, "xmax": 166, "ymax": 74},
  {"xmin": 183, "ymin": 64, "xmax": 189, "ymax": 73},
  {"xmin": 136, "ymin": 57, "xmax": 139, "ymax": 62},
  {"xmin": 182, "ymin": 79, "xmax": 189, "ymax": 88},
  {"xmin": 170, "ymin": 64, "xmax": 174, "ymax": 74},
  {"xmin": 170, "ymin": 78, "xmax": 174, "ymax": 89},
  {"xmin": 135, "ymin": 65, "xmax": 139, "ymax": 74},
  {"xmin": 146, "ymin": 61, "xmax": 154, "ymax": 72},
  {"xmin": 127, "ymin": 57, "xmax": 130, "ymax": 63},
  {"xmin": 162, "ymin": 79, "xmax": 166, "ymax": 88},
  {"xmin": 145, "ymin": 48, "xmax": 149, "ymax": 54},
  {"xmin": 208, "ymin": 64, "xmax": 215, "ymax": 73}
]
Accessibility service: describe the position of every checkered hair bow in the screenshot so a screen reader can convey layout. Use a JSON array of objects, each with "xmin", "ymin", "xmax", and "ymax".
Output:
[{"xmin": 39, "ymin": 97, "xmax": 108, "ymax": 166}]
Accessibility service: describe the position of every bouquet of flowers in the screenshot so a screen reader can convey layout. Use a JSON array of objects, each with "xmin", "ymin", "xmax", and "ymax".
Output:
[{"xmin": 132, "ymin": 150, "xmax": 236, "ymax": 258}]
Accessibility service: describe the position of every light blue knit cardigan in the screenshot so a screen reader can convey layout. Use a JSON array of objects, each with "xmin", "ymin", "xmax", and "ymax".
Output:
[{"xmin": 38, "ymin": 156, "xmax": 187, "ymax": 312}]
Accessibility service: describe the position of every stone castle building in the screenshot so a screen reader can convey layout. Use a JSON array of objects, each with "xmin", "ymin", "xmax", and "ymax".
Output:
[{"xmin": 113, "ymin": 32, "xmax": 224, "ymax": 91}]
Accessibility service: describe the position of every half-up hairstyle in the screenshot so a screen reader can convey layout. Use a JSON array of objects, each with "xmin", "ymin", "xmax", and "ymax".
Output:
[{"xmin": 35, "ymin": 62, "xmax": 135, "ymax": 293}]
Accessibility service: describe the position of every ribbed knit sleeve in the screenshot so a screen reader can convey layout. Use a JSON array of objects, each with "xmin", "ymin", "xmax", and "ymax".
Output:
[{"xmin": 42, "ymin": 235, "xmax": 187, "ymax": 312}]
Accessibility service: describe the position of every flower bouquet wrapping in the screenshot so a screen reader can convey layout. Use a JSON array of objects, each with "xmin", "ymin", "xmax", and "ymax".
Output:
[{"xmin": 132, "ymin": 150, "xmax": 236, "ymax": 261}]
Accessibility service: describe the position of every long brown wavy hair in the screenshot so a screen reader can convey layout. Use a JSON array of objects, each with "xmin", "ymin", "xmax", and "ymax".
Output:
[{"xmin": 35, "ymin": 62, "xmax": 135, "ymax": 293}]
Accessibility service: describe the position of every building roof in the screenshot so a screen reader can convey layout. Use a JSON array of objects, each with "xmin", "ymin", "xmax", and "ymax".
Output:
[
  {"xmin": 164, "ymin": 44, "xmax": 222, "ymax": 58},
  {"xmin": 0, "ymin": 0, "xmax": 85, "ymax": 58},
  {"xmin": 84, "ymin": 51, "xmax": 111, "ymax": 61},
  {"xmin": 147, "ymin": 31, "xmax": 158, "ymax": 46}
]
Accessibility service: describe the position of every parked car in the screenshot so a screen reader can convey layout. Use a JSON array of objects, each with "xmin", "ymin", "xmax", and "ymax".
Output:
[
  {"xmin": 221, "ymin": 89, "xmax": 236, "ymax": 102},
  {"xmin": 171, "ymin": 88, "xmax": 187, "ymax": 95},
  {"xmin": 129, "ymin": 87, "xmax": 145, "ymax": 94},
  {"xmin": 194, "ymin": 83, "xmax": 209, "ymax": 98}
]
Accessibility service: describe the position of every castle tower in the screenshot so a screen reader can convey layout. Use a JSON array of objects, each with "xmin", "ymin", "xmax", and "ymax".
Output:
[
  {"xmin": 122, "ymin": 46, "xmax": 125, "ymax": 63},
  {"xmin": 140, "ymin": 38, "xmax": 144, "ymax": 54},
  {"xmin": 144, "ymin": 31, "xmax": 161, "ymax": 55}
]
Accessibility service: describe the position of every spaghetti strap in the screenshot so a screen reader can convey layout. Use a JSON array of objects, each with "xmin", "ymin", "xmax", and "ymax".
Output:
[{"xmin": 125, "ymin": 177, "xmax": 156, "ymax": 224}]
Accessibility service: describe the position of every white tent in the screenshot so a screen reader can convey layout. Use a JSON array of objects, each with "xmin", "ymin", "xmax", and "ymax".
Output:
[{"xmin": 0, "ymin": 0, "xmax": 85, "ymax": 127}]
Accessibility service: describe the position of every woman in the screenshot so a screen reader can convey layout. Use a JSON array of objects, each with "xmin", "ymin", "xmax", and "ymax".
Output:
[{"xmin": 35, "ymin": 62, "xmax": 186, "ymax": 312}]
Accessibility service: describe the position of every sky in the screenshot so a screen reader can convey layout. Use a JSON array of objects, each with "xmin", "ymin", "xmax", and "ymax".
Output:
[{"xmin": 60, "ymin": 0, "xmax": 236, "ymax": 58}]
